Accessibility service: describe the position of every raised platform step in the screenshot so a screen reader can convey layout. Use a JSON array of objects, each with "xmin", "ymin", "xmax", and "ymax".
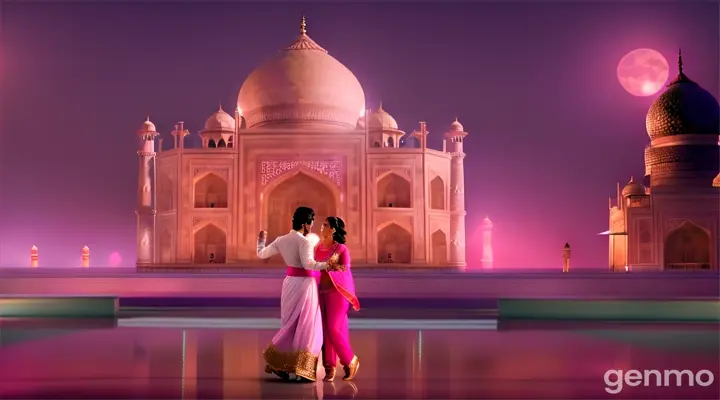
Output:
[
  {"xmin": 118, "ymin": 297, "xmax": 498, "ymax": 310},
  {"xmin": 0, "ymin": 296, "xmax": 118, "ymax": 318},
  {"xmin": 116, "ymin": 316, "xmax": 498, "ymax": 330},
  {"xmin": 1, "ymin": 268, "xmax": 717, "ymax": 299},
  {"xmin": 499, "ymin": 299, "xmax": 720, "ymax": 322}
]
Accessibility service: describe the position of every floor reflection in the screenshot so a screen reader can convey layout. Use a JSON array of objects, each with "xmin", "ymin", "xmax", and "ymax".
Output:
[{"xmin": 0, "ymin": 322, "xmax": 717, "ymax": 399}]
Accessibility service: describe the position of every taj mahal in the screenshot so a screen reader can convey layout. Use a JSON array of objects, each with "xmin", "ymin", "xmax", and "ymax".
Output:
[
  {"xmin": 134, "ymin": 18, "xmax": 469, "ymax": 267},
  {"xmin": 133, "ymin": 18, "xmax": 720, "ymax": 271},
  {"xmin": 606, "ymin": 51, "xmax": 720, "ymax": 272}
]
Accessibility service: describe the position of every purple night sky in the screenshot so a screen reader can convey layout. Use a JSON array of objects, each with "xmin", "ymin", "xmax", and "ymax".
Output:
[{"xmin": 0, "ymin": 1, "xmax": 717, "ymax": 268}]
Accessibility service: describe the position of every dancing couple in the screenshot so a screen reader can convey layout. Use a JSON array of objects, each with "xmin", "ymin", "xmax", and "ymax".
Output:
[{"xmin": 257, "ymin": 206, "xmax": 360, "ymax": 383}]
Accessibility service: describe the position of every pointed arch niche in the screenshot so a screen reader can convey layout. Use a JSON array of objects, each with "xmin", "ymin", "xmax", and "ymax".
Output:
[
  {"xmin": 194, "ymin": 172, "xmax": 228, "ymax": 208},
  {"xmin": 430, "ymin": 176, "xmax": 445, "ymax": 210},
  {"xmin": 431, "ymin": 229, "xmax": 448, "ymax": 264},
  {"xmin": 377, "ymin": 222, "xmax": 412, "ymax": 263},
  {"xmin": 376, "ymin": 172, "xmax": 411, "ymax": 208},
  {"xmin": 193, "ymin": 223, "xmax": 227, "ymax": 264},
  {"xmin": 663, "ymin": 221, "xmax": 712, "ymax": 270}
]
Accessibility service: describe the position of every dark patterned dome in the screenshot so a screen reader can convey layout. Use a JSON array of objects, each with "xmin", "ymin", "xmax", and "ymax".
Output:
[
  {"xmin": 645, "ymin": 52, "xmax": 719, "ymax": 140},
  {"xmin": 644, "ymin": 145, "xmax": 719, "ymax": 173}
]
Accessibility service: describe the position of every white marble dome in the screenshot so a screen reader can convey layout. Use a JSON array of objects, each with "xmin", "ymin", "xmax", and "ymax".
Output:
[
  {"xmin": 449, "ymin": 118, "xmax": 464, "ymax": 132},
  {"xmin": 368, "ymin": 104, "xmax": 399, "ymax": 130},
  {"xmin": 621, "ymin": 177, "xmax": 646, "ymax": 197},
  {"xmin": 204, "ymin": 106, "xmax": 235, "ymax": 132},
  {"xmin": 237, "ymin": 25, "xmax": 365, "ymax": 130},
  {"xmin": 138, "ymin": 118, "xmax": 156, "ymax": 133}
]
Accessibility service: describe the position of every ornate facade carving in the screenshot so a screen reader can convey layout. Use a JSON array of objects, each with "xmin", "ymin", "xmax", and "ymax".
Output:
[
  {"xmin": 375, "ymin": 215, "xmax": 413, "ymax": 233},
  {"xmin": 375, "ymin": 167, "xmax": 411, "ymax": 181},
  {"xmin": 664, "ymin": 218, "xmax": 708, "ymax": 235},
  {"xmin": 192, "ymin": 216, "xmax": 229, "ymax": 232},
  {"xmin": 245, "ymin": 104, "xmax": 359, "ymax": 130},
  {"xmin": 260, "ymin": 160, "xmax": 342, "ymax": 186},
  {"xmin": 193, "ymin": 167, "xmax": 230, "ymax": 180}
]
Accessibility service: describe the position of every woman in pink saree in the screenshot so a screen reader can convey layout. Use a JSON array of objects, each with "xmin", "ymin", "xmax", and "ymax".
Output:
[{"xmin": 315, "ymin": 216, "xmax": 360, "ymax": 382}]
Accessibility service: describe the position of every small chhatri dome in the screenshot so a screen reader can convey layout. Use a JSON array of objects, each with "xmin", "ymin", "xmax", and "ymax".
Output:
[
  {"xmin": 368, "ymin": 103, "xmax": 399, "ymax": 130},
  {"xmin": 622, "ymin": 177, "xmax": 646, "ymax": 197},
  {"xmin": 449, "ymin": 117, "xmax": 464, "ymax": 132},
  {"xmin": 204, "ymin": 105, "xmax": 235, "ymax": 132},
  {"xmin": 237, "ymin": 15, "xmax": 365, "ymax": 130},
  {"xmin": 645, "ymin": 49, "xmax": 720, "ymax": 140},
  {"xmin": 138, "ymin": 117, "xmax": 157, "ymax": 134}
]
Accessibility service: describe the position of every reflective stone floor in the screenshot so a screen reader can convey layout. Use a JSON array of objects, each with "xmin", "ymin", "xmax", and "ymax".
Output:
[{"xmin": 0, "ymin": 316, "xmax": 718, "ymax": 399}]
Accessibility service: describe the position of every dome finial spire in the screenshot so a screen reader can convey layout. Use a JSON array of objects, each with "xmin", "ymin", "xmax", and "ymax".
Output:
[
  {"xmin": 300, "ymin": 14, "xmax": 307, "ymax": 35},
  {"xmin": 218, "ymin": 100, "xmax": 223, "ymax": 111},
  {"xmin": 378, "ymin": 101, "xmax": 384, "ymax": 111},
  {"xmin": 678, "ymin": 48, "xmax": 683, "ymax": 75}
]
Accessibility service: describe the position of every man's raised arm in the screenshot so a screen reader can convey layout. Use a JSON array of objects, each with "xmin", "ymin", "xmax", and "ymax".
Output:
[{"xmin": 257, "ymin": 231, "xmax": 280, "ymax": 259}]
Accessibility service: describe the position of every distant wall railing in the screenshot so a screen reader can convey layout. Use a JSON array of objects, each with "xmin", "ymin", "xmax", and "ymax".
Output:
[{"xmin": 665, "ymin": 263, "xmax": 712, "ymax": 270}]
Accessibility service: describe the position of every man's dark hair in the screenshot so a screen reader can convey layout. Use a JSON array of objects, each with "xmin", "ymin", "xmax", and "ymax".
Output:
[{"xmin": 292, "ymin": 206, "xmax": 315, "ymax": 231}]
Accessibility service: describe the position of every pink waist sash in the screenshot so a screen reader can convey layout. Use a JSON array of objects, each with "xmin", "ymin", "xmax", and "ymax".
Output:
[{"xmin": 286, "ymin": 266, "xmax": 321, "ymax": 279}]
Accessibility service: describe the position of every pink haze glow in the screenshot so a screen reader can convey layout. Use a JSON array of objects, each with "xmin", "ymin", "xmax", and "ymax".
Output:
[{"xmin": 109, "ymin": 252, "xmax": 123, "ymax": 267}]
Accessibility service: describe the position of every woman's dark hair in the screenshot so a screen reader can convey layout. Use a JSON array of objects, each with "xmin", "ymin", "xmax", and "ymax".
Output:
[
  {"xmin": 292, "ymin": 207, "xmax": 315, "ymax": 231},
  {"xmin": 326, "ymin": 216, "xmax": 347, "ymax": 244}
]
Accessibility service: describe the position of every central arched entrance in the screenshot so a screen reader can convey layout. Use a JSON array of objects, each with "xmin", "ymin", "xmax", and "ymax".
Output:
[
  {"xmin": 664, "ymin": 221, "xmax": 712, "ymax": 270},
  {"xmin": 263, "ymin": 170, "xmax": 338, "ymax": 263}
]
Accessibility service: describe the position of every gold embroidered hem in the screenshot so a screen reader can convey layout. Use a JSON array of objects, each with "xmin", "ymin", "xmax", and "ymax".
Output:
[{"xmin": 263, "ymin": 344, "xmax": 319, "ymax": 381}]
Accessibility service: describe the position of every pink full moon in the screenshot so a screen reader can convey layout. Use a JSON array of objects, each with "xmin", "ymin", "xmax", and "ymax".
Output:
[{"xmin": 617, "ymin": 48, "xmax": 669, "ymax": 96}]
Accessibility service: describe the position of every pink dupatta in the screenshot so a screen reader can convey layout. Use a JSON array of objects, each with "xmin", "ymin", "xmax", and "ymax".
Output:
[{"xmin": 315, "ymin": 243, "xmax": 360, "ymax": 311}]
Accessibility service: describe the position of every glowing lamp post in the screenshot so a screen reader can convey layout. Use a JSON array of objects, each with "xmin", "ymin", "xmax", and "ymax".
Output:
[
  {"xmin": 30, "ymin": 245, "xmax": 39, "ymax": 268},
  {"xmin": 81, "ymin": 246, "xmax": 90, "ymax": 268},
  {"xmin": 481, "ymin": 217, "xmax": 494, "ymax": 269},
  {"xmin": 562, "ymin": 243, "xmax": 571, "ymax": 272}
]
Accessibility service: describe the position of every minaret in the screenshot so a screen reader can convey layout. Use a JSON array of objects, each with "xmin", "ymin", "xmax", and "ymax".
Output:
[
  {"xmin": 81, "ymin": 246, "xmax": 90, "ymax": 268},
  {"xmin": 136, "ymin": 117, "xmax": 159, "ymax": 265},
  {"xmin": 481, "ymin": 217, "xmax": 493, "ymax": 269},
  {"xmin": 412, "ymin": 122, "xmax": 430, "ymax": 263},
  {"xmin": 30, "ymin": 245, "xmax": 38, "ymax": 268},
  {"xmin": 444, "ymin": 118, "xmax": 468, "ymax": 267},
  {"xmin": 562, "ymin": 243, "xmax": 571, "ymax": 272}
]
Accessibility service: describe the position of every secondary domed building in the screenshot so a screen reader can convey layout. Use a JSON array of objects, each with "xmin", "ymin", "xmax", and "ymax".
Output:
[
  {"xmin": 134, "ymin": 18, "xmax": 468, "ymax": 267},
  {"xmin": 607, "ymin": 50, "xmax": 719, "ymax": 271}
]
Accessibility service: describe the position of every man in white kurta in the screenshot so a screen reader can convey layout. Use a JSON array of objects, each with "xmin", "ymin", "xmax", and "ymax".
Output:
[{"xmin": 257, "ymin": 206, "xmax": 337, "ymax": 382}]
